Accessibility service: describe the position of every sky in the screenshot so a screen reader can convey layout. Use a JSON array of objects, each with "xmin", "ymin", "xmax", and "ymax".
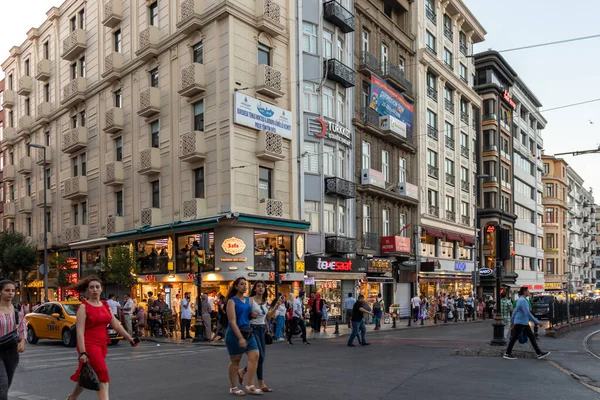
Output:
[{"xmin": 0, "ymin": 0, "xmax": 599, "ymax": 196}]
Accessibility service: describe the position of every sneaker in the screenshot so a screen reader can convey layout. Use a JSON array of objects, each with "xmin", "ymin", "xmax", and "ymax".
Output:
[
  {"xmin": 277, "ymin": 338, "xmax": 285, "ymax": 341},
  {"xmin": 361, "ymin": 342, "xmax": 371, "ymax": 346},
  {"xmin": 347, "ymin": 344, "xmax": 356, "ymax": 347},
  {"xmin": 537, "ymin": 351, "xmax": 550, "ymax": 360},
  {"xmin": 503, "ymin": 354, "xmax": 517, "ymax": 360}
]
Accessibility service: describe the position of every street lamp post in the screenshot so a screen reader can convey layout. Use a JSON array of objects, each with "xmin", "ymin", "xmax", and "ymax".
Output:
[{"xmin": 28, "ymin": 144, "xmax": 48, "ymax": 302}]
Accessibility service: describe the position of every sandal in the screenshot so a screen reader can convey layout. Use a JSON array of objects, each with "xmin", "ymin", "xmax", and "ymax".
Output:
[
  {"xmin": 230, "ymin": 387, "xmax": 246, "ymax": 396},
  {"xmin": 260, "ymin": 386, "xmax": 273, "ymax": 392},
  {"xmin": 245, "ymin": 385, "xmax": 263, "ymax": 395}
]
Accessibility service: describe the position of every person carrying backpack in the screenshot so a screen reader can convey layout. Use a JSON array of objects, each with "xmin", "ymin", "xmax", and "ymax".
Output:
[{"xmin": 372, "ymin": 293, "xmax": 384, "ymax": 330}]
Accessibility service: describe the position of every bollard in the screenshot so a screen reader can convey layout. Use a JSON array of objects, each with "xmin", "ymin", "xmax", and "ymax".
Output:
[
  {"xmin": 392, "ymin": 316, "xmax": 396, "ymax": 328},
  {"xmin": 334, "ymin": 319, "xmax": 340, "ymax": 335}
]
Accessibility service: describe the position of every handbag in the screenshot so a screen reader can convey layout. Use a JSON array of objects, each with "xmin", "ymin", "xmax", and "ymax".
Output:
[
  {"xmin": 78, "ymin": 362, "xmax": 100, "ymax": 391},
  {"xmin": 518, "ymin": 331, "xmax": 528, "ymax": 344},
  {"xmin": 239, "ymin": 327, "xmax": 253, "ymax": 339},
  {"xmin": 265, "ymin": 332, "xmax": 273, "ymax": 345},
  {"xmin": 0, "ymin": 310, "xmax": 20, "ymax": 347}
]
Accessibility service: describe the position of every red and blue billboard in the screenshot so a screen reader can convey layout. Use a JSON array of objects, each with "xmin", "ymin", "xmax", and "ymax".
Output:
[{"xmin": 369, "ymin": 74, "xmax": 414, "ymax": 132}]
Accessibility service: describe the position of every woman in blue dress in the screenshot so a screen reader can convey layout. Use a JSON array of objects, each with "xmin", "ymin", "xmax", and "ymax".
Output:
[{"xmin": 225, "ymin": 277, "xmax": 262, "ymax": 395}]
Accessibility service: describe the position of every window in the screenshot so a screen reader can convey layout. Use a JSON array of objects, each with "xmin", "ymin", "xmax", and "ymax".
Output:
[
  {"xmin": 382, "ymin": 150, "xmax": 389, "ymax": 182},
  {"xmin": 150, "ymin": 68, "xmax": 159, "ymax": 88},
  {"xmin": 303, "ymin": 142, "xmax": 318, "ymax": 173},
  {"xmin": 515, "ymin": 204, "xmax": 534, "ymax": 223},
  {"xmin": 444, "ymin": 122, "xmax": 453, "ymax": 147},
  {"xmin": 303, "ymin": 82, "xmax": 318, "ymax": 113},
  {"xmin": 78, "ymin": 8, "xmax": 85, "ymax": 29},
  {"xmin": 443, "ymin": 48, "xmax": 452, "ymax": 68},
  {"xmin": 70, "ymin": 16, "xmax": 76, "ymax": 32},
  {"xmin": 114, "ymin": 29, "xmax": 122, "ymax": 52},
  {"xmin": 427, "ymin": 72, "xmax": 436, "ymax": 92},
  {"xmin": 338, "ymin": 205, "xmax": 346, "ymax": 235},
  {"xmin": 79, "ymin": 56, "xmax": 85, "ymax": 78},
  {"xmin": 399, "ymin": 157, "xmax": 406, "ymax": 183},
  {"xmin": 337, "ymin": 148, "xmax": 346, "ymax": 179},
  {"xmin": 543, "ymin": 163, "xmax": 549, "ymax": 175},
  {"xmin": 192, "ymin": 41, "xmax": 203, "ymax": 63},
  {"xmin": 7, "ymin": 75, "xmax": 12, "ymax": 91},
  {"xmin": 459, "ymin": 31, "xmax": 467, "ymax": 54},
  {"xmin": 445, "ymin": 159, "xmax": 454, "ymax": 185},
  {"xmin": 461, "ymin": 167, "xmax": 468, "ymax": 188},
  {"xmin": 426, "ymin": 30, "xmax": 436, "ymax": 53},
  {"xmin": 116, "ymin": 191, "xmax": 123, "ymax": 216},
  {"xmin": 148, "ymin": 2, "xmax": 158, "ymax": 26},
  {"xmin": 151, "ymin": 180, "xmax": 160, "ymax": 208},
  {"xmin": 461, "ymin": 201, "xmax": 469, "ymax": 218},
  {"xmin": 81, "ymin": 201, "xmax": 87, "ymax": 225},
  {"xmin": 258, "ymin": 43, "xmax": 270, "ymax": 65},
  {"xmin": 259, "ymin": 167, "xmax": 272, "ymax": 199},
  {"xmin": 484, "ymin": 192, "xmax": 495, "ymax": 208},
  {"xmin": 71, "ymin": 63, "xmax": 77, "ymax": 80},
  {"xmin": 483, "ymin": 129, "xmax": 495, "ymax": 147},
  {"xmin": 427, "ymin": 109, "xmax": 437, "ymax": 129},
  {"xmin": 428, "ymin": 189, "xmax": 438, "ymax": 207},
  {"xmin": 399, "ymin": 213, "xmax": 407, "ymax": 237},
  {"xmin": 151, "ymin": 120, "xmax": 159, "ymax": 148},
  {"xmin": 363, "ymin": 204, "xmax": 371, "ymax": 233},
  {"xmin": 546, "ymin": 259, "xmax": 555, "ymax": 274},
  {"xmin": 25, "ymin": 177, "xmax": 31, "ymax": 196},
  {"xmin": 337, "ymin": 93, "xmax": 345, "ymax": 121},
  {"xmin": 323, "ymin": 31, "xmax": 333, "ymax": 60},
  {"xmin": 446, "ymin": 195, "xmax": 455, "ymax": 212},
  {"xmin": 361, "ymin": 30, "xmax": 369, "ymax": 53},
  {"xmin": 515, "ymin": 178, "xmax": 534, "ymax": 199},
  {"xmin": 381, "ymin": 44, "xmax": 389, "ymax": 72},
  {"xmin": 25, "ymin": 98, "xmax": 30, "ymax": 116},
  {"xmin": 81, "ymin": 153, "xmax": 87, "ymax": 176},
  {"xmin": 26, "ymin": 217, "xmax": 32, "ymax": 236},
  {"xmin": 443, "ymin": 14, "xmax": 453, "ymax": 38},
  {"xmin": 324, "ymin": 203, "xmax": 335, "ymax": 234},
  {"xmin": 322, "ymin": 87, "xmax": 334, "ymax": 119},
  {"xmin": 460, "ymin": 132, "xmax": 468, "ymax": 151},
  {"xmin": 362, "ymin": 141, "xmax": 371, "ymax": 169},
  {"xmin": 500, "ymin": 195, "xmax": 510, "ymax": 211},
  {"xmin": 45, "ymin": 132, "xmax": 50, "ymax": 146},
  {"xmin": 194, "ymin": 167, "xmax": 205, "ymax": 199},
  {"xmin": 24, "ymin": 59, "xmax": 30, "ymax": 76},
  {"xmin": 323, "ymin": 145, "xmax": 335, "ymax": 176},
  {"xmin": 73, "ymin": 204, "xmax": 79, "ymax": 225},
  {"xmin": 483, "ymin": 160, "xmax": 496, "ymax": 177},
  {"xmin": 382, "ymin": 209, "xmax": 390, "ymax": 236},
  {"xmin": 444, "ymin": 86, "xmax": 453, "ymax": 107},
  {"xmin": 46, "ymin": 212, "xmax": 52, "ymax": 232},
  {"xmin": 545, "ymin": 183, "xmax": 554, "ymax": 197},
  {"xmin": 305, "ymin": 201, "xmax": 319, "ymax": 232},
  {"xmin": 193, "ymin": 100, "xmax": 204, "ymax": 131},
  {"xmin": 44, "ymin": 84, "xmax": 50, "ymax": 103},
  {"xmin": 43, "ymin": 41, "xmax": 49, "ymax": 59},
  {"xmin": 384, "ymin": 2, "xmax": 392, "ymax": 18},
  {"xmin": 80, "ymin": 110, "xmax": 86, "ymax": 127},
  {"xmin": 515, "ymin": 230, "xmax": 534, "ymax": 247},
  {"xmin": 546, "ymin": 233, "xmax": 555, "ymax": 248},
  {"xmin": 459, "ymin": 63, "xmax": 467, "ymax": 81},
  {"xmin": 72, "ymin": 156, "xmax": 78, "ymax": 177},
  {"xmin": 302, "ymin": 23, "xmax": 318, "ymax": 54},
  {"xmin": 336, "ymin": 38, "xmax": 344, "ymax": 63},
  {"xmin": 544, "ymin": 207, "xmax": 555, "ymax": 223},
  {"xmin": 114, "ymin": 89, "xmax": 122, "ymax": 108},
  {"xmin": 427, "ymin": 149, "xmax": 438, "ymax": 168},
  {"xmin": 115, "ymin": 137, "xmax": 123, "ymax": 162}
]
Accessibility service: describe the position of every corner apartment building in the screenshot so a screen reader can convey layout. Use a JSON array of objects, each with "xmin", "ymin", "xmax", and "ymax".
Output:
[
  {"xmin": 594, "ymin": 205, "xmax": 600, "ymax": 288},
  {"xmin": 541, "ymin": 155, "xmax": 568, "ymax": 291},
  {"xmin": 0, "ymin": 79, "xmax": 4, "ymax": 227},
  {"xmin": 1, "ymin": 0, "xmax": 308, "ymax": 302},
  {"xmin": 566, "ymin": 167, "xmax": 595, "ymax": 294},
  {"xmin": 415, "ymin": 0, "xmax": 485, "ymax": 299},
  {"xmin": 351, "ymin": 0, "xmax": 417, "ymax": 308},
  {"xmin": 509, "ymin": 77, "xmax": 546, "ymax": 293}
]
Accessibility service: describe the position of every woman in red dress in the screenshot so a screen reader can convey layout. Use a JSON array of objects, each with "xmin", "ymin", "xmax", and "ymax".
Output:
[{"xmin": 67, "ymin": 276, "xmax": 136, "ymax": 400}]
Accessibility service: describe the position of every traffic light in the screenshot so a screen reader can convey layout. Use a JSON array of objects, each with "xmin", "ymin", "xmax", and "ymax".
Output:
[{"xmin": 496, "ymin": 227, "xmax": 511, "ymax": 261}]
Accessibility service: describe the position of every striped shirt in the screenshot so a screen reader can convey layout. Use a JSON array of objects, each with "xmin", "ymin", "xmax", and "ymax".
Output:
[{"xmin": 0, "ymin": 310, "xmax": 26, "ymax": 340}]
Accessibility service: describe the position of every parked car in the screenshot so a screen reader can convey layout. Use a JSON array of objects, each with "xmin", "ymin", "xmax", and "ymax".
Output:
[
  {"xmin": 531, "ymin": 295, "xmax": 556, "ymax": 319},
  {"xmin": 25, "ymin": 301, "xmax": 122, "ymax": 347}
]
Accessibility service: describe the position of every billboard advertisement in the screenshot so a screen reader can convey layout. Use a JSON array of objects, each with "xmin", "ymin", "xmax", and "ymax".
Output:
[
  {"xmin": 369, "ymin": 74, "xmax": 414, "ymax": 132},
  {"xmin": 233, "ymin": 92, "xmax": 292, "ymax": 140}
]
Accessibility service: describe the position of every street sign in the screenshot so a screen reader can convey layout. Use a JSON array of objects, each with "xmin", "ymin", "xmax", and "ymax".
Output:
[
  {"xmin": 478, "ymin": 268, "xmax": 494, "ymax": 276},
  {"xmin": 38, "ymin": 264, "xmax": 47, "ymax": 275}
]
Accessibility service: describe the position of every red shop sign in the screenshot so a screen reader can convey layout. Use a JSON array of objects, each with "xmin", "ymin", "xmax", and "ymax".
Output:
[
  {"xmin": 380, "ymin": 236, "xmax": 411, "ymax": 253},
  {"xmin": 145, "ymin": 274, "xmax": 157, "ymax": 283}
]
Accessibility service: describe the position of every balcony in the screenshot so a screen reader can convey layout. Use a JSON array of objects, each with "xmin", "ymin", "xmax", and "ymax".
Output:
[
  {"xmin": 179, "ymin": 131, "xmax": 206, "ymax": 163},
  {"xmin": 325, "ymin": 59, "xmax": 355, "ymax": 88},
  {"xmin": 64, "ymin": 225, "xmax": 89, "ymax": 243},
  {"xmin": 182, "ymin": 198, "xmax": 207, "ymax": 221},
  {"xmin": 255, "ymin": 64, "xmax": 283, "ymax": 99},
  {"xmin": 482, "ymin": 113, "xmax": 497, "ymax": 122},
  {"xmin": 427, "ymin": 87, "xmax": 437, "ymax": 102},
  {"xmin": 18, "ymin": 196, "xmax": 32, "ymax": 214},
  {"xmin": 138, "ymin": 148, "xmax": 161, "ymax": 175},
  {"xmin": 18, "ymin": 115, "xmax": 34, "ymax": 135},
  {"xmin": 256, "ymin": 130, "xmax": 284, "ymax": 162},
  {"xmin": 104, "ymin": 108, "xmax": 124, "ymax": 134},
  {"xmin": 17, "ymin": 76, "xmax": 32, "ymax": 96},
  {"xmin": 461, "ymin": 145, "xmax": 469, "ymax": 159},
  {"xmin": 3, "ymin": 128, "xmax": 16, "ymax": 146},
  {"xmin": 382, "ymin": 62, "xmax": 412, "ymax": 94},
  {"xmin": 18, "ymin": 157, "xmax": 32, "ymax": 175},
  {"xmin": 258, "ymin": 198, "xmax": 284, "ymax": 218},
  {"xmin": 444, "ymin": 27, "xmax": 453, "ymax": 42},
  {"xmin": 3, "ymin": 165, "xmax": 15, "ymax": 182},
  {"xmin": 445, "ymin": 135, "xmax": 455, "ymax": 150},
  {"xmin": 323, "ymin": 1, "xmax": 355, "ymax": 33},
  {"xmin": 136, "ymin": 26, "xmax": 161, "ymax": 60},
  {"xmin": 36, "ymin": 190, "xmax": 52, "ymax": 207},
  {"xmin": 427, "ymin": 125, "xmax": 438, "ymax": 140},
  {"xmin": 63, "ymin": 176, "xmax": 88, "ymax": 200},
  {"xmin": 445, "ymin": 173, "xmax": 455, "ymax": 186},
  {"xmin": 358, "ymin": 51, "xmax": 379, "ymax": 75},
  {"xmin": 178, "ymin": 63, "xmax": 206, "ymax": 98},
  {"xmin": 37, "ymin": 233, "xmax": 53, "ymax": 250},
  {"xmin": 446, "ymin": 210, "xmax": 455, "ymax": 221},
  {"xmin": 1, "ymin": 90, "xmax": 15, "ymax": 108},
  {"xmin": 428, "ymin": 205, "xmax": 439, "ymax": 217},
  {"xmin": 460, "ymin": 42, "xmax": 468, "ymax": 56},
  {"xmin": 141, "ymin": 208, "xmax": 162, "ymax": 227},
  {"xmin": 428, "ymin": 165, "xmax": 439, "ymax": 179},
  {"xmin": 62, "ymin": 29, "xmax": 86, "ymax": 61},
  {"xmin": 500, "ymin": 119, "xmax": 511, "ymax": 132},
  {"xmin": 324, "ymin": 177, "xmax": 356, "ymax": 199},
  {"xmin": 482, "ymin": 176, "xmax": 498, "ymax": 184},
  {"xmin": 37, "ymin": 102, "xmax": 52, "ymax": 124},
  {"xmin": 61, "ymin": 127, "xmax": 88, "ymax": 154},
  {"xmin": 445, "ymin": 99, "xmax": 454, "ymax": 114},
  {"xmin": 461, "ymin": 180, "xmax": 469, "ymax": 192},
  {"xmin": 36, "ymin": 146, "xmax": 52, "ymax": 165},
  {"xmin": 106, "ymin": 215, "xmax": 125, "ymax": 235},
  {"xmin": 102, "ymin": 0, "xmax": 122, "ymax": 28},
  {"xmin": 102, "ymin": 52, "xmax": 124, "ymax": 81},
  {"xmin": 4, "ymin": 203, "xmax": 16, "ymax": 218},
  {"xmin": 325, "ymin": 236, "xmax": 357, "ymax": 254},
  {"xmin": 461, "ymin": 215, "xmax": 470, "ymax": 225},
  {"xmin": 104, "ymin": 161, "xmax": 124, "ymax": 186},
  {"xmin": 363, "ymin": 232, "xmax": 378, "ymax": 250},
  {"xmin": 62, "ymin": 77, "xmax": 87, "ymax": 108},
  {"xmin": 461, "ymin": 111, "xmax": 469, "ymax": 123},
  {"xmin": 138, "ymin": 87, "xmax": 161, "ymax": 118},
  {"xmin": 426, "ymin": 6, "xmax": 437, "ymax": 25},
  {"xmin": 256, "ymin": 0, "xmax": 285, "ymax": 37}
]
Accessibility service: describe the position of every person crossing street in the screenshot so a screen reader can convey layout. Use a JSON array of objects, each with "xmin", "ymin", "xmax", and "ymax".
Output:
[{"xmin": 347, "ymin": 295, "xmax": 373, "ymax": 347}]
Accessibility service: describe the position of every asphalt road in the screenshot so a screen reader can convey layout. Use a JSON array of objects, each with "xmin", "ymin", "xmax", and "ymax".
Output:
[{"xmin": 8, "ymin": 321, "xmax": 600, "ymax": 400}]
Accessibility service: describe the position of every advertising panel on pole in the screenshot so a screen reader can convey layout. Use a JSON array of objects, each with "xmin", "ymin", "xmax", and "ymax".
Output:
[
  {"xmin": 233, "ymin": 92, "xmax": 292, "ymax": 140},
  {"xmin": 398, "ymin": 182, "xmax": 418, "ymax": 200},
  {"xmin": 361, "ymin": 169, "xmax": 386, "ymax": 188},
  {"xmin": 369, "ymin": 74, "xmax": 414, "ymax": 132},
  {"xmin": 379, "ymin": 115, "xmax": 407, "ymax": 139}
]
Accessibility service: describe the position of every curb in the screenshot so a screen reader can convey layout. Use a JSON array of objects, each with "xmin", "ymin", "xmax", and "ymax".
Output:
[{"xmin": 582, "ymin": 329, "xmax": 600, "ymax": 360}]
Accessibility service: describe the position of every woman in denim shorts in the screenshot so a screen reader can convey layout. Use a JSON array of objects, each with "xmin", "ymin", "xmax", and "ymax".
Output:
[{"xmin": 225, "ymin": 277, "xmax": 261, "ymax": 396}]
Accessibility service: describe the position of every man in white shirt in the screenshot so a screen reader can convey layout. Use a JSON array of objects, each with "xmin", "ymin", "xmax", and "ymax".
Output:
[
  {"xmin": 122, "ymin": 294, "xmax": 134, "ymax": 336},
  {"xmin": 180, "ymin": 292, "xmax": 193, "ymax": 339},
  {"xmin": 287, "ymin": 292, "xmax": 309, "ymax": 345},
  {"xmin": 107, "ymin": 294, "xmax": 121, "ymax": 319},
  {"xmin": 171, "ymin": 293, "xmax": 181, "ymax": 331},
  {"xmin": 343, "ymin": 293, "xmax": 357, "ymax": 328},
  {"xmin": 465, "ymin": 293, "xmax": 474, "ymax": 321},
  {"xmin": 410, "ymin": 295, "xmax": 421, "ymax": 323}
]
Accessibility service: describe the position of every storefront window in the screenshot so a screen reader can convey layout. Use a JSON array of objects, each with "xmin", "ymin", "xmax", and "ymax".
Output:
[
  {"xmin": 307, "ymin": 280, "xmax": 342, "ymax": 319},
  {"xmin": 175, "ymin": 232, "xmax": 215, "ymax": 273},
  {"xmin": 136, "ymin": 237, "xmax": 171, "ymax": 274},
  {"xmin": 254, "ymin": 231, "xmax": 292, "ymax": 273},
  {"xmin": 420, "ymin": 279, "xmax": 473, "ymax": 299},
  {"xmin": 80, "ymin": 248, "xmax": 102, "ymax": 278}
]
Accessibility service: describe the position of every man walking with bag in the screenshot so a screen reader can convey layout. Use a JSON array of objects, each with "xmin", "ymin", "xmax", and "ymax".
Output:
[
  {"xmin": 372, "ymin": 293, "xmax": 383, "ymax": 330},
  {"xmin": 348, "ymin": 295, "xmax": 373, "ymax": 347}
]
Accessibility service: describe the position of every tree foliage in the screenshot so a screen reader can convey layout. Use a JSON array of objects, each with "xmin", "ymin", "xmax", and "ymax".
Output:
[
  {"xmin": 0, "ymin": 231, "xmax": 38, "ymax": 281},
  {"xmin": 50, "ymin": 254, "xmax": 78, "ymax": 289},
  {"xmin": 103, "ymin": 246, "xmax": 139, "ymax": 287}
]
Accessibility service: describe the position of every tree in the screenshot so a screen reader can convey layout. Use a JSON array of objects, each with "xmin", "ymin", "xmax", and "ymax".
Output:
[
  {"xmin": 0, "ymin": 231, "xmax": 38, "ymax": 281},
  {"xmin": 51, "ymin": 254, "xmax": 78, "ymax": 290},
  {"xmin": 103, "ymin": 245, "xmax": 140, "ymax": 287}
]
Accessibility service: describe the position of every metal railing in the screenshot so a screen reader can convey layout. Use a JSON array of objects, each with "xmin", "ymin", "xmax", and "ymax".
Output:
[
  {"xmin": 446, "ymin": 210, "xmax": 455, "ymax": 221},
  {"xmin": 428, "ymin": 205, "xmax": 439, "ymax": 217},
  {"xmin": 459, "ymin": 42, "xmax": 468, "ymax": 55},
  {"xmin": 427, "ymin": 86, "xmax": 438, "ymax": 101},
  {"xmin": 445, "ymin": 135, "xmax": 455, "ymax": 150},
  {"xmin": 444, "ymin": 99, "xmax": 454, "ymax": 114},
  {"xmin": 461, "ymin": 180, "xmax": 469, "ymax": 192},
  {"xmin": 460, "ymin": 111, "xmax": 469, "ymax": 123},
  {"xmin": 460, "ymin": 145, "xmax": 469, "ymax": 158},
  {"xmin": 426, "ymin": 7, "xmax": 436, "ymax": 24},
  {"xmin": 428, "ymin": 165, "xmax": 439, "ymax": 179},
  {"xmin": 444, "ymin": 26, "xmax": 453, "ymax": 41},
  {"xmin": 427, "ymin": 125, "xmax": 438, "ymax": 140},
  {"xmin": 445, "ymin": 173, "xmax": 455, "ymax": 186},
  {"xmin": 549, "ymin": 300, "xmax": 600, "ymax": 328}
]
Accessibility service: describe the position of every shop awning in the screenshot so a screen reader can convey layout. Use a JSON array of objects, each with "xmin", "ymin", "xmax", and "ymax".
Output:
[
  {"xmin": 70, "ymin": 237, "xmax": 110, "ymax": 249},
  {"xmin": 462, "ymin": 236, "xmax": 475, "ymax": 245},
  {"xmin": 236, "ymin": 214, "xmax": 311, "ymax": 231},
  {"xmin": 502, "ymin": 283, "xmax": 522, "ymax": 290},
  {"xmin": 445, "ymin": 232, "xmax": 463, "ymax": 242},
  {"xmin": 107, "ymin": 215, "xmax": 225, "ymax": 241},
  {"xmin": 422, "ymin": 227, "xmax": 444, "ymax": 238}
]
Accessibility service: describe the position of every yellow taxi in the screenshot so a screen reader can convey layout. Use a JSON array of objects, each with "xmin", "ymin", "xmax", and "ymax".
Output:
[{"xmin": 25, "ymin": 301, "xmax": 123, "ymax": 347}]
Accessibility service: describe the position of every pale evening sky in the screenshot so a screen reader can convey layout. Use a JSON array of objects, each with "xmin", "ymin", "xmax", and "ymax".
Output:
[{"xmin": 0, "ymin": 0, "xmax": 599, "ymax": 197}]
